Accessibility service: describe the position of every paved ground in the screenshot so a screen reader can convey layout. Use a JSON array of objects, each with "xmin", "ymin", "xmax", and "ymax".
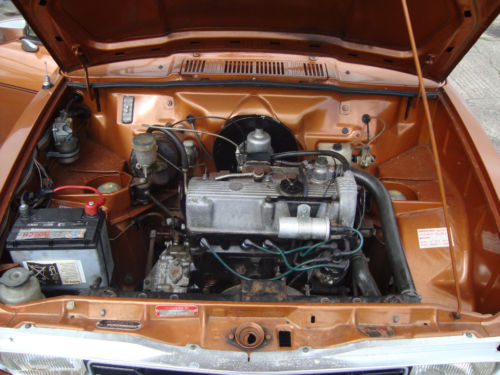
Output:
[
  {"xmin": 450, "ymin": 15, "xmax": 500, "ymax": 154},
  {"xmin": 0, "ymin": 2, "xmax": 498, "ymax": 152},
  {"xmin": 0, "ymin": 0, "xmax": 17, "ymax": 20}
]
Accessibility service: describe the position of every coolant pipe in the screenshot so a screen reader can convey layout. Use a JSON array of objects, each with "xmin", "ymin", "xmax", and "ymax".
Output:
[
  {"xmin": 351, "ymin": 168, "xmax": 418, "ymax": 297},
  {"xmin": 351, "ymin": 254, "xmax": 381, "ymax": 297}
]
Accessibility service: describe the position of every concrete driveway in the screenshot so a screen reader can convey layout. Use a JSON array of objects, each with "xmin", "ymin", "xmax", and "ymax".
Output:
[{"xmin": 450, "ymin": 15, "xmax": 500, "ymax": 153}]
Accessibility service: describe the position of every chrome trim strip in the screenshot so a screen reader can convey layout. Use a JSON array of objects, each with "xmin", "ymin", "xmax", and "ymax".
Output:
[{"xmin": 0, "ymin": 326, "xmax": 498, "ymax": 374}]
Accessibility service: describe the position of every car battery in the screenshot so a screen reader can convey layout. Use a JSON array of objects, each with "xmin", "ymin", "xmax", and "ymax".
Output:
[{"xmin": 6, "ymin": 208, "xmax": 113, "ymax": 292}]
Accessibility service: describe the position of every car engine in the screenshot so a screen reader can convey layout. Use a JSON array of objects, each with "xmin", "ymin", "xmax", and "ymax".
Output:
[{"xmin": 1, "ymin": 98, "xmax": 419, "ymax": 305}]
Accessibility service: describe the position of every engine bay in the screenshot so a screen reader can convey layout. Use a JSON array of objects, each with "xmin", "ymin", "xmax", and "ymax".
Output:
[{"xmin": 1, "ymin": 84, "xmax": 498, "ymax": 313}]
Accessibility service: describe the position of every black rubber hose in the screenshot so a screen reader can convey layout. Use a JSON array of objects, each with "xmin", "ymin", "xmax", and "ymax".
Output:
[
  {"xmin": 147, "ymin": 127, "xmax": 189, "ymax": 171},
  {"xmin": 186, "ymin": 115, "xmax": 215, "ymax": 162},
  {"xmin": 351, "ymin": 168, "xmax": 418, "ymax": 297},
  {"xmin": 351, "ymin": 254, "xmax": 381, "ymax": 297},
  {"xmin": 271, "ymin": 150, "xmax": 350, "ymax": 171}
]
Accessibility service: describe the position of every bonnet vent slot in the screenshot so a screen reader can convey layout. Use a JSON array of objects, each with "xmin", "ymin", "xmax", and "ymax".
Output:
[
  {"xmin": 183, "ymin": 59, "xmax": 206, "ymax": 73},
  {"xmin": 303, "ymin": 63, "xmax": 325, "ymax": 77},
  {"xmin": 225, "ymin": 60, "xmax": 256, "ymax": 74},
  {"xmin": 181, "ymin": 59, "xmax": 327, "ymax": 80},
  {"xmin": 254, "ymin": 61, "xmax": 285, "ymax": 75}
]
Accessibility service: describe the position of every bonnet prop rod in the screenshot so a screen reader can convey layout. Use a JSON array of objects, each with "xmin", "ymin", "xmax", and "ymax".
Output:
[{"xmin": 401, "ymin": 0, "xmax": 462, "ymax": 318}]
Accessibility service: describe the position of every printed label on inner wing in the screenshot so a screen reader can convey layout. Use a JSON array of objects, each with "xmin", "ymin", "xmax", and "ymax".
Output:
[
  {"xmin": 417, "ymin": 227, "xmax": 454, "ymax": 249},
  {"xmin": 155, "ymin": 305, "xmax": 198, "ymax": 317}
]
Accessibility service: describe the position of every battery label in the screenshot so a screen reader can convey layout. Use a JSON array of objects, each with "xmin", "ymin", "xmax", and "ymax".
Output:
[
  {"xmin": 16, "ymin": 228, "xmax": 86, "ymax": 240},
  {"xmin": 155, "ymin": 305, "xmax": 198, "ymax": 317},
  {"xmin": 24, "ymin": 260, "xmax": 86, "ymax": 285}
]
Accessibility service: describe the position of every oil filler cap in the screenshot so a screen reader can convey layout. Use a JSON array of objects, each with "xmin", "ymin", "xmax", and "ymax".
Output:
[{"xmin": 280, "ymin": 178, "xmax": 304, "ymax": 196}]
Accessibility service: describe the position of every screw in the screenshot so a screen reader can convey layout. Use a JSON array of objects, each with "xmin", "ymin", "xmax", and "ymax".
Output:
[
  {"xmin": 99, "ymin": 309, "xmax": 106, "ymax": 317},
  {"xmin": 393, "ymin": 315, "xmax": 400, "ymax": 323},
  {"xmin": 189, "ymin": 344, "xmax": 197, "ymax": 350},
  {"xmin": 228, "ymin": 333, "xmax": 235, "ymax": 340},
  {"xmin": 302, "ymin": 347, "xmax": 310, "ymax": 353},
  {"xmin": 342, "ymin": 127, "xmax": 349, "ymax": 134},
  {"xmin": 309, "ymin": 56, "xmax": 318, "ymax": 61},
  {"xmin": 193, "ymin": 52, "xmax": 200, "ymax": 57},
  {"xmin": 465, "ymin": 332, "xmax": 473, "ymax": 338},
  {"xmin": 66, "ymin": 301, "xmax": 75, "ymax": 310}
]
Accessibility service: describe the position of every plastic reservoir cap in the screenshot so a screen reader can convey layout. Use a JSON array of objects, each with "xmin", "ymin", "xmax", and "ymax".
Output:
[
  {"xmin": 388, "ymin": 189, "xmax": 407, "ymax": 201},
  {"xmin": 97, "ymin": 182, "xmax": 123, "ymax": 194},
  {"xmin": 132, "ymin": 133, "xmax": 156, "ymax": 152},
  {"xmin": 0, "ymin": 267, "xmax": 31, "ymax": 288}
]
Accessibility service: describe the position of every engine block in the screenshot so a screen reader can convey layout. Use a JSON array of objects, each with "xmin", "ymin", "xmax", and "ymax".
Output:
[{"xmin": 186, "ymin": 166, "xmax": 357, "ymax": 241}]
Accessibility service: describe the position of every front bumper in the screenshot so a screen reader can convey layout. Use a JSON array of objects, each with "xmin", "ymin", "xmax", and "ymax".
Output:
[{"xmin": 0, "ymin": 325, "xmax": 498, "ymax": 374}]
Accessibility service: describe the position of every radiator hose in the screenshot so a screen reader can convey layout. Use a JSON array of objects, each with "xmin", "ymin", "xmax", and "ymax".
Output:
[{"xmin": 352, "ymin": 168, "xmax": 418, "ymax": 297}]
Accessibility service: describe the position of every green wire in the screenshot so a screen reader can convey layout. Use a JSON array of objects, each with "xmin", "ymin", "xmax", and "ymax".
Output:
[
  {"xmin": 299, "ymin": 228, "xmax": 364, "ymax": 257},
  {"xmin": 247, "ymin": 243, "xmax": 337, "ymax": 272},
  {"xmin": 208, "ymin": 247, "xmax": 293, "ymax": 281},
  {"xmin": 206, "ymin": 227, "xmax": 364, "ymax": 281}
]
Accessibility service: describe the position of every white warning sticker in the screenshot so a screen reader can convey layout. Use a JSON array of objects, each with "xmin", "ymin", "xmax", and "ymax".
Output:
[
  {"xmin": 155, "ymin": 305, "xmax": 198, "ymax": 317},
  {"xmin": 417, "ymin": 227, "xmax": 453, "ymax": 249},
  {"xmin": 23, "ymin": 260, "xmax": 86, "ymax": 285}
]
